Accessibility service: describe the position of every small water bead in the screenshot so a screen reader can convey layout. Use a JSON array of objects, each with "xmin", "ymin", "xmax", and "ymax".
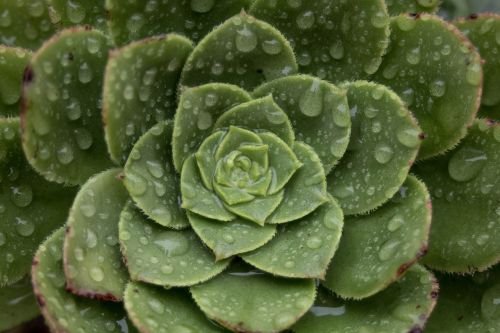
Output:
[
  {"xmin": 146, "ymin": 160, "xmax": 164, "ymax": 179},
  {"xmin": 323, "ymin": 210, "xmax": 341, "ymax": 230},
  {"xmin": 406, "ymin": 47, "xmax": 421, "ymax": 65},
  {"xmin": 397, "ymin": 128, "xmax": 420, "ymax": 148},
  {"xmin": 466, "ymin": 62, "xmax": 482, "ymax": 86},
  {"xmin": 430, "ymin": 79, "xmax": 446, "ymax": 97},
  {"xmin": 67, "ymin": 0, "xmax": 86, "ymax": 24},
  {"xmin": 89, "ymin": 267, "xmax": 104, "ymax": 282},
  {"xmin": 15, "ymin": 218, "xmax": 35, "ymax": 237},
  {"xmin": 374, "ymin": 144, "xmax": 394, "ymax": 164},
  {"xmin": 223, "ymin": 234, "xmax": 235, "ymax": 244},
  {"xmin": 161, "ymin": 264, "xmax": 174, "ymax": 274},
  {"xmin": 80, "ymin": 203, "xmax": 96, "ymax": 218},
  {"xmin": 378, "ymin": 239, "xmax": 401, "ymax": 261},
  {"xmin": 197, "ymin": 111, "xmax": 213, "ymax": 130},
  {"xmin": 86, "ymin": 37, "xmax": 101, "ymax": 54},
  {"xmin": 66, "ymin": 100, "xmax": 82, "ymax": 120},
  {"xmin": 10, "ymin": 184, "xmax": 33, "ymax": 207},
  {"xmin": 299, "ymin": 80, "xmax": 323, "ymax": 117},
  {"xmin": 329, "ymin": 42, "xmax": 344, "ymax": 60},
  {"xmin": 123, "ymin": 85, "xmax": 134, "ymax": 100},
  {"xmin": 296, "ymin": 11, "xmax": 315, "ymax": 30},
  {"xmin": 85, "ymin": 228, "xmax": 98, "ymax": 248},
  {"xmin": 57, "ymin": 142, "xmax": 74, "ymax": 165},
  {"xmin": 211, "ymin": 62, "xmax": 224, "ymax": 75},
  {"xmin": 78, "ymin": 62, "xmax": 93, "ymax": 84},
  {"xmin": 262, "ymin": 39, "xmax": 283, "ymax": 55},
  {"xmin": 190, "ymin": 0, "xmax": 215, "ymax": 13},
  {"xmin": 388, "ymin": 214, "xmax": 405, "ymax": 232},
  {"xmin": 74, "ymin": 128, "xmax": 93, "ymax": 150},
  {"xmin": 448, "ymin": 146, "xmax": 487, "ymax": 182},
  {"xmin": 235, "ymin": 25, "xmax": 258, "ymax": 53},
  {"xmin": 306, "ymin": 236, "xmax": 322, "ymax": 249}
]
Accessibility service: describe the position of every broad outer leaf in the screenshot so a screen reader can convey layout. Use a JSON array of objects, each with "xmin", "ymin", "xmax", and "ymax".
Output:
[
  {"xmin": 250, "ymin": 0, "xmax": 390, "ymax": 83},
  {"xmin": 106, "ymin": 0, "xmax": 253, "ymax": 46},
  {"xmin": 415, "ymin": 119, "xmax": 500, "ymax": 273},
  {"xmin": 253, "ymin": 75, "xmax": 351, "ymax": 174},
  {"xmin": 374, "ymin": 14, "xmax": 482, "ymax": 159},
  {"xmin": 294, "ymin": 264, "xmax": 438, "ymax": 333},
  {"xmin": 328, "ymin": 81, "xmax": 422, "ymax": 216},
  {"xmin": 426, "ymin": 265, "xmax": 500, "ymax": 333},
  {"xmin": 191, "ymin": 264, "xmax": 315, "ymax": 333},
  {"xmin": 242, "ymin": 197, "xmax": 343, "ymax": 279},
  {"xmin": 386, "ymin": 0, "xmax": 441, "ymax": 15},
  {"xmin": 0, "ymin": 118, "xmax": 76, "ymax": 286},
  {"xmin": 172, "ymin": 83, "xmax": 252, "ymax": 172},
  {"xmin": 124, "ymin": 282, "xmax": 225, "ymax": 333},
  {"xmin": 324, "ymin": 175, "xmax": 431, "ymax": 299},
  {"xmin": 0, "ymin": 276, "xmax": 39, "ymax": 332},
  {"xmin": 47, "ymin": 0, "xmax": 107, "ymax": 31},
  {"xmin": 179, "ymin": 13, "xmax": 298, "ymax": 92},
  {"xmin": 124, "ymin": 121, "xmax": 189, "ymax": 229},
  {"xmin": 0, "ymin": 46, "xmax": 31, "ymax": 117},
  {"xmin": 21, "ymin": 28, "xmax": 113, "ymax": 185},
  {"xmin": 32, "ymin": 228, "xmax": 137, "ymax": 333},
  {"xmin": 104, "ymin": 34, "xmax": 194, "ymax": 164},
  {"xmin": 64, "ymin": 169, "xmax": 129, "ymax": 301},
  {"xmin": 119, "ymin": 202, "xmax": 231, "ymax": 287},
  {"xmin": 0, "ymin": 0, "xmax": 56, "ymax": 50}
]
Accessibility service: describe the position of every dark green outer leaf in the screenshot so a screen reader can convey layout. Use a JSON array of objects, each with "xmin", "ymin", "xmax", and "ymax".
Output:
[
  {"xmin": 0, "ymin": 46, "xmax": 31, "ymax": 118},
  {"xmin": 0, "ymin": 276, "xmax": 40, "ymax": 332}
]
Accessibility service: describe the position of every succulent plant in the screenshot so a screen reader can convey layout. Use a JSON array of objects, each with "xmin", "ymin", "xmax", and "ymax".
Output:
[{"xmin": 0, "ymin": 0, "xmax": 499, "ymax": 332}]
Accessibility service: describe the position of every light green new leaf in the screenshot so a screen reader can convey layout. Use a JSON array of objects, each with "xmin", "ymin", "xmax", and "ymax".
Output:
[
  {"xmin": 104, "ymin": 35, "xmax": 194, "ymax": 164},
  {"xmin": 0, "ymin": 276, "xmax": 40, "ymax": 332},
  {"xmin": 32, "ymin": 228, "xmax": 138, "ymax": 333},
  {"xmin": 415, "ymin": 119, "xmax": 500, "ymax": 273},
  {"xmin": 124, "ymin": 282, "xmax": 225, "ymax": 333},
  {"xmin": 106, "ymin": 0, "xmax": 253, "ymax": 46},
  {"xmin": 0, "ymin": 46, "xmax": 31, "ymax": 118},
  {"xmin": 324, "ymin": 175, "xmax": 431, "ymax": 299},
  {"xmin": 242, "ymin": 197, "xmax": 343, "ymax": 279},
  {"xmin": 328, "ymin": 81, "xmax": 421, "ymax": 216},
  {"xmin": 22, "ymin": 28, "xmax": 113, "ymax": 185},
  {"xmin": 294, "ymin": 265, "xmax": 438, "ymax": 333},
  {"xmin": 179, "ymin": 13, "xmax": 298, "ymax": 91},
  {"xmin": 64, "ymin": 169, "xmax": 129, "ymax": 301},
  {"xmin": 0, "ymin": 118, "xmax": 76, "ymax": 286},
  {"xmin": 374, "ymin": 14, "xmax": 482, "ymax": 159},
  {"xmin": 119, "ymin": 202, "xmax": 231, "ymax": 287},
  {"xmin": 253, "ymin": 75, "xmax": 351, "ymax": 174},
  {"xmin": 191, "ymin": 264, "xmax": 315, "ymax": 333},
  {"xmin": 250, "ymin": 0, "xmax": 390, "ymax": 82},
  {"xmin": 124, "ymin": 121, "xmax": 189, "ymax": 229}
]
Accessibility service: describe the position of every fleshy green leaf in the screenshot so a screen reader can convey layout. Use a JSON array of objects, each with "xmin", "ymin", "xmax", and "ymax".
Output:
[
  {"xmin": 124, "ymin": 121, "xmax": 189, "ymax": 229},
  {"xmin": 32, "ymin": 228, "xmax": 137, "ymax": 333},
  {"xmin": 250, "ymin": 0, "xmax": 390, "ymax": 82},
  {"xmin": 64, "ymin": 169, "xmax": 129, "ymax": 301},
  {"xmin": 181, "ymin": 155, "xmax": 236, "ymax": 222},
  {"xmin": 293, "ymin": 264, "xmax": 438, "ymax": 333},
  {"xmin": 104, "ymin": 35, "xmax": 194, "ymax": 164},
  {"xmin": 324, "ymin": 175, "xmax": 431, "ymax": 299},
  {"xmin": 119, "ymin": 202, "xmax": 231, "ymax": 287},
  {"xmin": 188, "ymin": 212, "xmax": 276, "ymax": 260},
  {"xmin": 224, "ymin": 189, "xmax": 284, "ymax": 226},
  {"xmin": 214, "ymin": 126, "xmax": 263, "ymax": 161},
  {"xmin": 0, "ymin": 0, "xmax": 56, "ymax": 50},
  {"xmin": 0, "ymin": 276, "xmax": 40, "ymax": 332},
  {"xmin": 213, "ymin": 96, "xmax": 295, "ymax": 146},
  {"xmin": 242, "ymin": 197, "xmax": 343, "ymax": 279},
  {"xmin": 106, "ymin": 0, "xmax": 253, "ymax": 46},
  {"xmin": 253, "ymin": 75, "xmax": 351, "ymax": 174},
  {"xmin": 179, "ymin": 13, "xmax": 298, "ymax": 91},
  {"xmin": 195, "ymin": 131, "xmax": 225, "ymax": 191},
  {"xmin": 22, "ymin": 28, "xmax": 113, "ymax": 185},
  {"xmin": 456, "ymin": 15, "xmax": 500, "ymax": 107},
  {"xmin": 0, "ymin": 118, "xmax": 75, "ymax": 286},
  {"xmin": 269, "ymin": 141, "xmax": 328, "ymax": 224},
  {"xmin": 386, "ymin": 0, "xmax": 441, "ymax": 15},
  {"xmin": 0, "ymin": 46, "xmax": 31, "ymax": 118},
  {"xmin": 426, "ymin": 265, "xmax": 500, "ymax": 333},
  {"xmin": 190, "ymin": 264, "xmax": 315, "ymax": 333},
  {"xmin": 440, "ymin": 0, "xmax": 500, "ymax": 20},
  {"xmin": 414, "ymin": 119, "xmax": 500, "ymax": 273},
  {"xmin": 47, "ymin": 0, "xmax": 107, "ymax": 31},
  {"xmin": 124, "ymin": 282, "xmax": 225, "ymax": 333},
  {"xmin": 374, "ymin": 14, "xmax": 482, "ymax": 159},
  {"xmin": 327, "ymin": 81, "xmax": 421, "ymax": 216},
  {"xmin": 172, "ymin": 83, "xmax": 252, "ymax": 172}
]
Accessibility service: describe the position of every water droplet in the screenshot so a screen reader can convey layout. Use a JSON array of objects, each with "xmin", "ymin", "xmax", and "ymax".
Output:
[
  {"xmin": 448, "ymin": 146, "xmax": 487, "ymax": 182},
  {"xmin": 397, "ymin": 128, "xmax": 420, "ymax": 148},
  {"xmin": 161, "ymin": 264, "xmax": 174, "ymax": 274},
  {"xmin": 388, "ymin": 214, "xmax": 404, "ymax": 232},
  {"xmin": 85, "ymin": 229, "xmax": 98, "ymax": 248},
  {"xmin": 371, "ymin": 87, "xmax": 385, "ymax": 100},
  {"xmin": 0, "ymin": 232, "xmax": 5, "ymax": 246},
  {"xmin": 296, "ymin": 11, "xmax": 315, "ymax": 30},
  {"xmin": 190, "ymin": 0, "xmax": 215, "ymax": 13},
  {"xmin": 284, "ymin": 260, "xmax": 295, "ymax": 268},
  {"xmin": 430, "ymin": 79, "xmax": 446, "ymax": 97},
  {"xmin": 126, "ymin": 173, "xmax": 147, "ymax": 196},
  {"xmin": 89, "ymin": 267, "xmax": 104, "ymax": 282},
  {"xmin": 265, "ymin": 107, "xmax": 287, "ymax": 124},
  {"xmin": 154, "ymin": 233, "xmax": 190, "ymax": 257},
  {"xmin": 80, "ymin": 203, "xmax": 96, "ymax": 218},
  {"xmin": 86, "ymin": 37, "xmax": 101, "ymax": 54},
  {"xmin": 10, "ymin": 184, "xmax": 33, "ymax": 207},
  {"xmin": 74, "ymin": 128, "xmax": 93, "ymax": 150},
  {"xmin": 148, "ymin": 298, "xmax": 165, "ymax": 314},
  {"xmin": 67, "ymin": 0, "xmax": 86, "ymax": 24},
  {"xmin": 371, "ymin": 11, "xmax": 388, "ymax": 28},
  {"xmin": 323, "ymin": 209, "xmax": 341, "ymax": 230},
  {"xmin": 57, "ymin": 143, "xmax": 74, "ymax": 165},
  {"xmin": 236, "ymin": 25, "xmax": 258, "ymax": 53},
  {"xmin": 197, "ymin": 112, "xmax": 213, "ymax": 130},
  {"xmin": 332, "ymin": 184, "xmax": 354, "ymax": 199},
  {"xmin": 406, "ymin": 47, "xmax": 421, "ymax": 65},
  {"xmin": 374, "ymin": 144, "xmax": 394, "ymax": 164},
  {"xmin": 146, "ymin": 161, "xmax": 164, "ymax": 178},
  {"xmin": 211, "ymin": 62, "xmax": 224, "ymax": 75},
  {"xmin": 300, "ymin": 80, "xmax": 323, "ymax": 117},
  {"xmin": 378, "ymin": 239, "xmax": 401, "ymax": 261},
  {"xmin": 15, "ymin": 218, "xmax": 35, "ymax": 237},
  {"xmin": 262, "ymin": 39, "xmax": 283, "ymax": 55},
  {"xmin": 66, "ymin": 100, "xmax": 82, "ymax": 120},
  {"xmin": 223, "ymin": 234, "xmax": 235, "ymax": 244},
  {"xmin": 329, "ymin": 42, "xmax": 344, "ymax": 60},
  {"xmin": 396, "ymin": 16, "xmax": 416, "ymax": 31},
  {"xmin": 466, "ymin": 62, "xmax": 482, "ymax": 86},
  {"xmin": 364, "ymin": 106, "xmax": 379, "ymax": 119},
  {"xmin": 78, "ymin": 62, "xmax": 93, "ymax": 83},
  {"xmin": 476, "ymin": 234, "xmax": 490, "ymax": 246},
  {"xmin": 274, "ymin": 312, "xmax": 295, "ymax": 329},
  {"xmin": 306, "ymin": 236, "xmax": 322, "ymax": 249},
  {"xmin": 481, "ymin": 283, "xmax": 500, "ymax": 320}
]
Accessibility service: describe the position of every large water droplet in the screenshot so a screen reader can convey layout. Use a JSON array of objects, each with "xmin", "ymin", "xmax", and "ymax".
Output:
[
  {"xmin": 429, "ymin": 79, "xmax": 446, "ymax": 97},
  {"xmin": 67, "ymin": 0, "xmax": 86, "ymax": 24},
  {"xmin": 148, "ymin": 298, "xmax": 165, "ymax": 314},
  {"xmin": 296, "ymin": 11, "xmax": 315, "ymax": 30},
  {"xmin": 378, "ymin": 239, "xmax": 401, "ymax": 261},
  {"xmin": 448, "ymin": 146, "xmax": 487, "ymax": 182},
  {"xmin": 262, "ymin": 39, "xmax": 283, "ymax": 55},
  {"xmin": 235, "ymin": 25, "xmax": 258, "ymax": 53},
  {"xmin": 89, "ymin": 267, "xmax": 104, "ymax": 282},
  {"xmin": 329, "ymin": 42, "xmax": 344, "ymax": 60},
  {"xmin": 10, "ymin": 184, "xmax": 33, "ymax": 207},
  {"xmin": 374, "ymin": 144, "xmax": 394, "ymax": 164},
  {"xmin": 197, "ymin": 111, "xmax": 213, "ymax": 130},
  {"xmin": 306, "ymin": 236, "xmax": 323, "ymax": 249},
  {"xmin": 190, "ymin": 0, "xmax": 215, "ymax": 13},
  {"xmin": 57, "ymin": 142, "xmax": 74, "ymax": 165},
  {"xmin": 74, "ymin": 128, "xmax": 93, "ymax": 150},
  {"xmin": 15, "ymin": 218, "xmax": 35, "ymax": 237},
  {"xmin": 299, "ymin": 80, "xmax": 323, "ymax": 117},
  {"xmin": 397, "ymin": 128, "xmax": 420, "ymax": 148},
  {"xmin": 85, "ymin": 228, "xmax": 98, "ymax": 248},
  {"xmin": 154, "ymin": 233, "xmax": 189, "ymax": 257},
  {"xmin": 126, "ymin": 173, "xmax": 147, "ymax": 196},
  {"xmin": 78, "ymin": 62, "xmax": 93, "ymax": 83},
  {"xmin": 387, "ymin": 214, "xmax": 404, "ymax": 232}
]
